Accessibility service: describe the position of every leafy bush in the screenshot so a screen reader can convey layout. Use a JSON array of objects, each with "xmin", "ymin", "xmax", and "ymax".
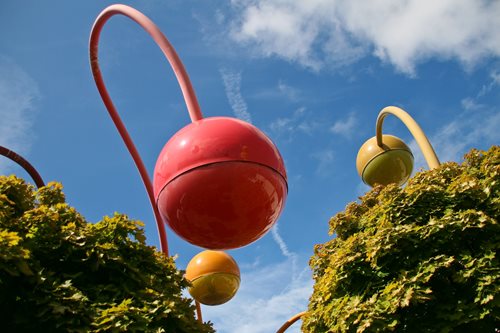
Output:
[
  {"xmin": 0, "ymin": 176, "xmax": 214, "ymax": 332},
  {"xmin": 303, "ymin": 146, "xmax": 499, "ymax": 332}
]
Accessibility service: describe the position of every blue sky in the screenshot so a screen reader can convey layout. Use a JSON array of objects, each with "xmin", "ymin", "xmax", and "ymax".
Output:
[{"xmin": 1, "ymin": 1, "xmax": 499, "ymax": 332}]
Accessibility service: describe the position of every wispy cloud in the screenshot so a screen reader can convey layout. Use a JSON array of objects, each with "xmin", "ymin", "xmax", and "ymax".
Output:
[
  {"xmin": 271, "ymin": 223, "xmax": 297, "ymax": 263},
  {"xmin": 203, "ymin": 255, "xmax": 312, "ymax": 333},
  {"xmin": 269, "ymin": 107, "xmax": 320, "ymax": 141},
  {"xmin": 250, "ymin": 80, "xmax": 302, "ymax": 102},
  {"xmin": 0, "ymin": 57, "xmax": 40, "ymax": 173},
  {"xmin": 231, "ymin": 2, "xmax": 323, "ymax": 70},
  {"xmin": 330, "ymin": 112, "xmax": 357, "ymax": 137},
  {"xmin": 228, "ymin": 0, "xmax": 500, "ymax": 75},
  {"xmin": 311, "ymin": 149, "xmax": 335, "ymax": 177},
  {"xmin": 201, "ymin": 192, "xmax": 308, "ymax": 333},
  {"xmin": 478, "ymin": 69, "xmax": 500, "ymax": 97},
  {"xmin": 408, "ymin": 68, "xmax": 499, "ymax": 171},
  {"xmin": 410, "ymin": 108, "xmax": 500, "ymax": 172},
  {"xmin": 214, "ymin": 69, "xmax": 310, "ymax": 332},
  {"xmin": 277, "ymin": 80, "xmax": 301, "ymax": 102},
  {"xmin": 220, "ymin": 68, "xmax": 252, "ymax": 123},
  {"xmin": 460, "ymin": 97, "xmax": 483, "ymax": 111}
]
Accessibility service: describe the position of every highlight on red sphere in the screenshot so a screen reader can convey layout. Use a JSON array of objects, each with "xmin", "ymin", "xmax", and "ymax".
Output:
[{"xmin": 153, "ymin": 117, "xmax": 287, "ymax": 250}]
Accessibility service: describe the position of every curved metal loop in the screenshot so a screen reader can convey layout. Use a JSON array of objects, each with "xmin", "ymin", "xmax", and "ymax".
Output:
[
  {"xmin": 89, "ymin": 4, "xmax": 204, "ymax": 255},
  {"xmin": 276, "ymin": 311, "xmax": 306, "ymax": 333},
  {"xmin": 376, "ymin": 106, "xmax": 440, "ymax": 169},
  {"xmin": 0, "ymin": 145, "xmax": 45, "ymax": 188},
  {"xmin": 90, "ymin": 4, "xmax": 203, "ymax": 122}
]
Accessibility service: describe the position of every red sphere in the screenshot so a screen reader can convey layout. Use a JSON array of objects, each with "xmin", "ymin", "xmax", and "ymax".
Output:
[{"xmin": 153, "ymin": 117, "xmax": 287, "ymax": 250}]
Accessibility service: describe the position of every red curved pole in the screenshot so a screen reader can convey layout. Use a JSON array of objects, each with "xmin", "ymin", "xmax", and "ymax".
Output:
[
  {"xmin": 89, "ymin": 4, "xmax": 204, "ymax": 256},
  {"xmin": 0, "ymin": 145, "xmax": 45, "ymax": 188}
]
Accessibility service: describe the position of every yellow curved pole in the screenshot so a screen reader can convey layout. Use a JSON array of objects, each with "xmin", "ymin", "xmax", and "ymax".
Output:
[
  {"xmin": 376, "ymin": 106, "xmax": 440, "ymax": 169},
  {"xmin": 276, "ymin": 311, "xmax": 306, "ymax": 333}
]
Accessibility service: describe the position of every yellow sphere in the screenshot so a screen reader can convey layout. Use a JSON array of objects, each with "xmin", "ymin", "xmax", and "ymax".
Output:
[
  {"xmin": 185, "ymin": 250, "xmax": 240, "ymax": 306},
  {"xmin": 356, "ymin": 135, "xmax": 414, "ymax": 187}
]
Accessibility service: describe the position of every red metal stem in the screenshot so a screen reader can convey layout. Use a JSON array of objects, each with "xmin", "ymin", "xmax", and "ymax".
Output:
[
  {"xmin": 89, "ymin": 4, "xmax": 204, "ymax": 256},
  {"xmin": 0, "ymin": 145, "xmax": 45, "ymax": 188}
]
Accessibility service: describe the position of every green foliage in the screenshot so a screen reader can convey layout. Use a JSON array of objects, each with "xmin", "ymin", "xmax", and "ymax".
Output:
[
  {"xmin": 0, "ymin": 175, "xmax": 214, "ymax": 332},
  {"xmin": 303, "ymin": 146, "xmax": 500, "ymax": 332}
]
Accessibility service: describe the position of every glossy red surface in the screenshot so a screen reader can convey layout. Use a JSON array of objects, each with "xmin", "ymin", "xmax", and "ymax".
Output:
[
  {"xmin": 153, "ymin": 117, "xmax": 287, "ymax": 197},
  {"xmin": 157, "ymin": 161, "xmax": 287, "ymax": 249},
  {"xmin": 153, "ymin": 116, "xmax": 287, "ymax": 249}
]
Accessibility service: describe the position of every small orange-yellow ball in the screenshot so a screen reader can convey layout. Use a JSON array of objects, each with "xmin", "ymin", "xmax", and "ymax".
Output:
[{"xmin": 185, "ymin": 250, "xmax": 240, "ymax": 306}]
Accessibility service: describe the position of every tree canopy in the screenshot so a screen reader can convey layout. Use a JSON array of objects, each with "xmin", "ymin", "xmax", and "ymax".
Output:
[
  {"xmin": 303, "ymin": 146, "xmax": 499, "ymax": 332},
  {"xmin": 0, "ymin": 176, "xmax": 214, "ymax": 332}
]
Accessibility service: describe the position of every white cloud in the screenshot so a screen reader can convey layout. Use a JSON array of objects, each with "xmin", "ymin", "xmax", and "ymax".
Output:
[
  {"xmin": 0, "ymin": 57, "xmax": 40, "ymax": 173},
  {"xmin": 269, "ymin": 107, "xmax": 320, "ymax": 141},
  {"xmin": 277, "ymin": 80, "xmax": 300, "ymax": 102},
  {"xmin": 460, "ymin": 97, "xmax": 483, "ymax": 111},
  {"xmin": 251, "ymin": 80, "xmax": 302, "ymax": 102},
  {"xmin": 478, "ymin": 69, "xmax": 500, "ymax": 97},
  {"xmin": 410, "ymin": 107, "xmax": 500, "ymax": 172},
  {"xmin": 203, "ymin": 255, "xmax": 312, "ymax": 333},
  {"xmin": 271, "ymin": 223, "xmax": 296, "ymax": 261},
  {"xmin": 311, "ymin": 149, "xmax": 335, "ymax": 176},
  {"xmin": 330, "ymin": 112, "xmax": 357, "ymax": 137},
  {"xmin": 203, "ymin": 210, "xmax": 311, "ymax": 333},
  {"xmin": 228, "ymin": 0, "xmax": 500, "ymax": 74},
  {"xmin": 409, "ymin": 71, "xmax": 500, "ymax": 171},
  {"xmin": 231, "ymin": 2, "xmax": 323, "ymax": 70},
  {"xmin": 492, "ymin": 70, "xmax": 500, "ymax": 85},
  {"xmin": 220, "ymin": 69, "xmax": 252, "ymax": 123},
  {"xmin": 270, "ymin": 117, "xmax": 294, "ymax": 133},
  {"xmin": 211, "ymin": 72, "xmax": 311, "ymax": 332}
]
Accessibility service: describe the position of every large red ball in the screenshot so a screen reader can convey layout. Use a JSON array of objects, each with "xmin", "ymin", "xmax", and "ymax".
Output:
[{"xmin": 153, "ymin": 117, "xmax": 287, "ymax": 250}]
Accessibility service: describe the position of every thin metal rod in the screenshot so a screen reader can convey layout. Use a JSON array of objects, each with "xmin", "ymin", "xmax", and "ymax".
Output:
[
  {"xmin": 376, "ymin": 106, "xmax": 440, "ymax": 169},
  {"xmin": 89, "ymin": 5, "xmax": 205, "ymax": 256},
  {"xmin": 195, "ymin": 301, "xmax": 203, "ymax": 322},
  {"xmin": 0, "ymin": 145, "xmax": 45, "ymax": 188},
  {"xmin": 276, "ymin": 311, "xmax": 306, "ymax": 333},
  {"xmin": 90, "ymin": 5, "xmax": 203, "ymax": 123}
]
